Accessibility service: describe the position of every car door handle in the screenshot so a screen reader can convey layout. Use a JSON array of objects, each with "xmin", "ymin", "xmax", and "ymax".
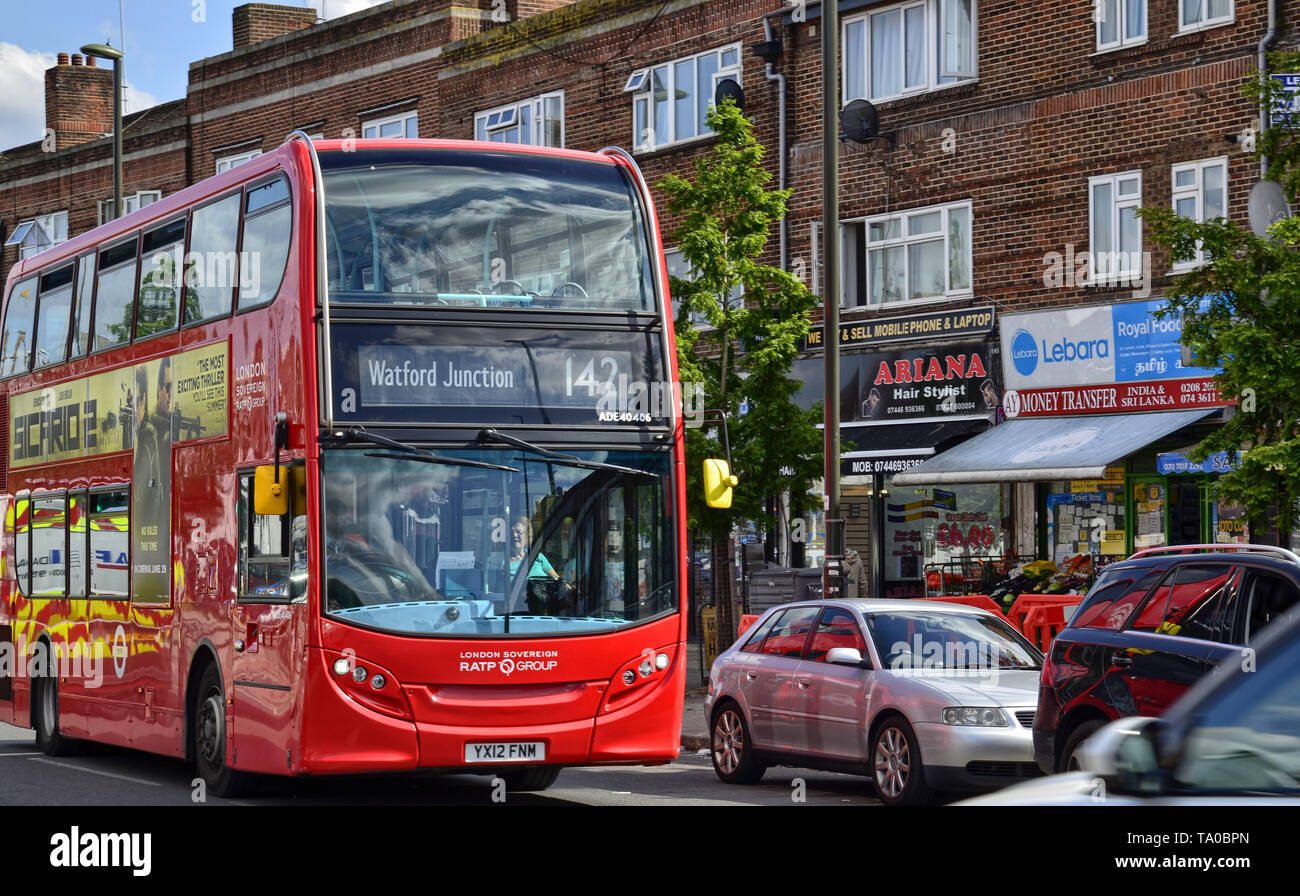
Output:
[
  {"xmin": 744, "ymin": 673, "xmax": 757, "ymax": 682},
  {"xmin": 796, "ymin": 680, "xmax": 811, "ymax": 689},
  {"xmin": 1111, "ymin": 651, "xmax": 1133, "ymax": 669}
]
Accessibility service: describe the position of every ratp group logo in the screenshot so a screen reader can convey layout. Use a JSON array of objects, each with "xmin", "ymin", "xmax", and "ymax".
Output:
[{"xmin": 1011, "ymin": 329, "xmax": 1038, "ymax": 377}]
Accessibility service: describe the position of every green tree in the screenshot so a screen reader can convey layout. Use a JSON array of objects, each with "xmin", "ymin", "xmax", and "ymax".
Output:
[
  {"xmin": 1141, "ymin": 52, "xmax": 1300, "ymax": 539},
  {"xmin": 658, "ymin": 101, "xmax": 823, "ymax": 618}
]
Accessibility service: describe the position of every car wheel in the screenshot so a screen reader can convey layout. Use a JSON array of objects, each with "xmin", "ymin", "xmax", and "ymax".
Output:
[
  {"xmin": 499, "ymin": 766, "xmax": 561, "ymax": 792},
  {"xmin": 1060, "ymin": 719, "xmax": 1106, "ymax": 772},
  {"xmin": 194, "ymin": 665, "xmax": 257, "ymax": 798},
  {"xmin": 33, "ymin": 663, "xmax": 78, "ymax": 757},
  {"xmin": 871, "ymin": 716, "xmax": 931, "ymax": 806},
  {"xmin": 711, "ymin": 703, "xmax": 765, "ymax": 785}
]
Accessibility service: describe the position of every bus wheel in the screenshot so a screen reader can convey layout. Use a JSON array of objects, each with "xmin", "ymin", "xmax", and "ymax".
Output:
[
  {"xmin": 33, "ymin": 670, "xmax": 77, "ymax": 756},
  {"xmin": 194, "ymin": 665, "xmax": 256, "ymax": 798},
  {"xmin": 499, "ymin": 766, "xmax": 561, "ymax": 792}
]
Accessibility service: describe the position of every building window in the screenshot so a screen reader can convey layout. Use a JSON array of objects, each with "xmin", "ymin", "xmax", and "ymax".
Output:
[
  {"xmin": 362, "ymin": 111, "xmax": 418, "ymax": 139},
  {"xmin": 98, "ymin": 190, "xmax": 162, "ymax": 226},
  {"xmin": 1171, "ymin": 158, "xmax": 1227, "ymax": 269},
  {"xmin": 216, "ymin": 150, "xmax": 262, "ymax": 174},
  {"xmin": 1095, "ymin": 0, "xmax": 1146, "ymax": 51},
  {"xmin": 843, "ymin": 201, "xmax": 972, "ymax": 307},
  {"xmin": 1179, "ymin": 0, "xmax": 1233, "ymax": 32},
  {"xmin": 626, "ymin": 44, "xmax": 741, "ymax": 152},
  {"xmin": 843, "ymin": 0, "xmax": 976, "ymax": 104},
  {"xmin": 6, "ymin": 212, "xmax": 68, "ymax": 260},
  {"xmin": 1089, "ymin": 171, "xmax": 1142, "ymax": 285},
  {"xmin": 476, "ymin": 92, "xmax": 564, "ymax": 147}
]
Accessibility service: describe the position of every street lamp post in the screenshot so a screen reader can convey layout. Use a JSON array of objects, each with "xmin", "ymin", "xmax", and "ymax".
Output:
[
  {"xmin": 80, "ymin": 42, "xmax": 124, "ymax": 221},
  {"xmin": 821, "ymin": 0, "xmax": 844, "ymax": 601}
]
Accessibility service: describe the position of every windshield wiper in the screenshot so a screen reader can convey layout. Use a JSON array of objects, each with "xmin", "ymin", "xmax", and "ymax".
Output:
[
  {"xmin": 477, "ymin": 428, "xmax": 655, "ymax": 478},
  {"xmin": 330, "ymin": 426, "xmax": 519, "ymax": 472}
]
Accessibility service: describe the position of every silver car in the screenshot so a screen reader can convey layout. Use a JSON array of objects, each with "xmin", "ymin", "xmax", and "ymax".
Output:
[{"xmin": 705, "ymin": 599, "xmax": 1045, "ymax": 805}]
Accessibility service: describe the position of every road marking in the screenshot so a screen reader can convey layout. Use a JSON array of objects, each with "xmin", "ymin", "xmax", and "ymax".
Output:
[
  {"xmin": 0, "ymin": 752, "xmax": 43, "ymax": 757},
  {"xmin": 29, "ymin": 757, "xmax": 162, "ymax": 786}
]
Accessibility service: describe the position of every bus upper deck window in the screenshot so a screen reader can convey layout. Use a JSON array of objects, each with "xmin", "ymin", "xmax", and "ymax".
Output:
[
  {"xmin": 184, "ymin": 193, "xmax": 240, "ymax": 324},
  {"xmin": 70, "ymin": 253, "xmax": 95, "ymax": 359},
  {"xmin": 238, "ymin": 176, "xmax": 292, "ymax": 310},
  {"xmin": 136, "ymin": 217, "xmax": 187, "ymax": 339},
  {"xmin": 34, "ymin": 265, "xmax": 74, "ymax": 369},
  {"xmin": 1, "ymin": 276, "xmax": 38, "ymax": 377},
  {"xmin": 93, "ymin": 237, "xmax": 139, "ymax": 351}
]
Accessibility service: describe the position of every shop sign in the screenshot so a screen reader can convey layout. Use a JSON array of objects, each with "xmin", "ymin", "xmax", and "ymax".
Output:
[
  {"xmin": 1002, "ymin": 376, "xmax": 1229, "ymax": 419},
  {"xmin": 804, "ymin": 306, "xmax": 994, "ymax": 350},
  {"xmin": 841, "ymin": 454, "xmax": 927, "ymax": 477},
  {"xmin": 1156, "ymin": 450, "xmax": 1241, "ymax": 474},
  {"xmin": 1001, "ymin": 298, "xmax": 1221, "ymax": 394}
]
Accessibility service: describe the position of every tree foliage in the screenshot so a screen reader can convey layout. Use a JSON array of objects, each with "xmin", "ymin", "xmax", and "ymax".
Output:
[
  {"xmin": 1140, "ymin": 52, "xmax": 1300, "ymax": 535},
  {"xmin": 658, "ymin": 101, "xmax": 823, "ymax": 540}
]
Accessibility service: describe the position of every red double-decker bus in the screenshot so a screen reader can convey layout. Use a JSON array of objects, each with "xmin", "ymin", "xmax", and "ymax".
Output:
[{"xmin": 0, "ymin": 135, "xmax": 693, "ymax": 796}]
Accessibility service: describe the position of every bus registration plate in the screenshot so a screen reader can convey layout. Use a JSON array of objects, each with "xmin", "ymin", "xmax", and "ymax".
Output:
[{"xmin": 464, "ymin": 742, "xmax": 546, "ymax": 763}]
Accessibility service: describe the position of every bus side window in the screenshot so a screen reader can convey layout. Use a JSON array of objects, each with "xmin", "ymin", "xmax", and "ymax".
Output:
[
  {"xmin": 34, "ymin": 265, "xmax": 74, "ymax": 369},
  {"xmin": 238, "ymin": 177, "xmax": 292, "ymax": 310},
  {"xmin": 31, "ymin": 495, "xmax": 67, "ymax": 598},
  {"xmin": 136, "ymin": 217, "xmax": 186, "ymax": 339},
  {"xmin": 68, "ymin": 491, "xmax": 88, "ymax": 599},
  {"xmin": 89, "ymin": 488, "xmax": 130, "ymax": 598},
  {"xmin": 93, "ymin": 237, "xmax": 140, "ymax": 351},
  {"xmin": 184, "ymin": 193, "xmax": 240, "ymax": 324},
  {"xmin": 1, "ymin": 276, "xmax": 38, "ymax": 378},
  {"xmin": 238, "ymin": 468, "xmax": 306, "ymax": 601},
  {"xmin": 70, "ymin": 253, "xmax": 95, "ymax": 359},
  {"xmin": 12, "ymin": 494, "xmax": 30, "ymax": 596}
]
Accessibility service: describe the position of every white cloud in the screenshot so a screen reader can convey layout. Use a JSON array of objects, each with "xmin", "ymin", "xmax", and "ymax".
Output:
[
  {"xmin": 306, "ymin": 0, "xmax": 390, "ymax": 20},
  {"xmin": 0, "ymin": 43, "xmax": 57, "ymax": 150}
]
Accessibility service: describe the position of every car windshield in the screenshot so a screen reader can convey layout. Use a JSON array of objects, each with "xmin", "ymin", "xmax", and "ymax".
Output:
[
  {"xmin": 320, "ymin": 447, "xmax": 674, "ymax": 637},
  {"xmin": 321, "ymin": 149, "xmax": 655, "ymax": 312},
  {"xmin": 865, "ymin": 611, "xmax": 1042, "ymax": 671}
]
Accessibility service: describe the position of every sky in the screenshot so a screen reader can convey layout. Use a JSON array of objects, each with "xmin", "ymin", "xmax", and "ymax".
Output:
[{"xmin": 0, "ymin": 0, "xmax": 388, "ymax": 150}]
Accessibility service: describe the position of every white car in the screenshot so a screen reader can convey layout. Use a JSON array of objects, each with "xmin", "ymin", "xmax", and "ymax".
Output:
[{"xmin": 705, "ymin": 599, "xmax": 1044, "ymax": 805}]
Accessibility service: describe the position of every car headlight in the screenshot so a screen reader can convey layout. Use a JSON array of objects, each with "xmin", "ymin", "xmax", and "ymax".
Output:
[{"xmin": 942, "ymin": 707, "xmax": 1008, "ymax": 727}]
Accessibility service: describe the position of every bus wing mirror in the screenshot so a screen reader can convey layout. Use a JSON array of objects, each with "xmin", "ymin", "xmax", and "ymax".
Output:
[
  {"xmin": 254, "ymin": 465, "xmax": 290, "ymax": 516},
  {"xmin": 704, "ymin": 458, "xmax": 738, "ymax": 509}
]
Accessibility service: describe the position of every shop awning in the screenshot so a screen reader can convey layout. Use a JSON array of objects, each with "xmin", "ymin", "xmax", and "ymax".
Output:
[
  {"xmin": 839, "ymin": 417, "xmax": 991, "ymax": 477},
  {"xmin": 891, "ymin": 409, "xmax": 1218, "ymax": 485}
]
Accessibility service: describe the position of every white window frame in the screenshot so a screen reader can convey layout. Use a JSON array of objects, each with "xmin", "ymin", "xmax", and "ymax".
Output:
[
  {"xmin": 362, "ymin": 110, "xmax": 418, "ymax": 140},
  {"xmin": 1170, "ymin": 157, "xmax": 1228, "ymax": 270},
  {"xmin": 1094, "ymin": 0, "xmax": 1147, "ymax": 52},
  {"xmin": 8, "ymin": 212, "xmax": 68, "ymax": 260},
  {"xmin": 1088, "ymin": 171, "xmax": 1143, "ymax": 286},
  {"xmin": 216, "ymin": 149, "xmax": 262, "ymax": 174},
  {"xmin": 847, "ymin": 200, "xmax": 973, "ymax": 308},
  {"xmin": 842, "ymin": 0, "xmax": 977, "ymax": 105},
  {"xmin": 475, "ymin": 92, "xmax": 565, "ymax": 147},
  {"xmin": 626, "ymin": 43, "xmax": 742, "ymax": 153},
  {"xmin": 1177, "ymin": 0, "xmax": 1234, "ymax": 33},
  {"xmin": 97, "ymin": 190, "xmax": 162, "ymax": 226}
]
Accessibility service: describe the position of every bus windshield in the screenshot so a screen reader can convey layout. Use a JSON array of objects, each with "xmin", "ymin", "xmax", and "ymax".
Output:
[
  {"xmin": 321, "ymin": 448, "xmax": 674, "ymax": 636},
  {"xmin": 320, "ymin": 149, "xmax": 655, "ymax": 312}
]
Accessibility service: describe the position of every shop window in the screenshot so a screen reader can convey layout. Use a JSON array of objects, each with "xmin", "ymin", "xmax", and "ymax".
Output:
[{"xmin": 1047, "ymin": 478, "xmax": 1127, "ymax": 566}]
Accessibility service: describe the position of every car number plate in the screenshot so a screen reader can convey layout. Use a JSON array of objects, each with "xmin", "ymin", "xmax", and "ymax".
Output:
[{"xmin": 464, "ymin": 742, "xmax": 546, "ymax": 763}]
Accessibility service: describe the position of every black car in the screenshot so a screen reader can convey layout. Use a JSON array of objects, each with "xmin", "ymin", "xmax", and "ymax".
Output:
[{"xmin": 1034, "ymin": 544, "xmax": 1300, "ymax": 773}]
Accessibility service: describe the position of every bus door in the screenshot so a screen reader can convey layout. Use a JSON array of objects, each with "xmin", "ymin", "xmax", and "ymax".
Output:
[{"xmin": 230, "ymin": 467, "xmax": 306, "ymax": 772}]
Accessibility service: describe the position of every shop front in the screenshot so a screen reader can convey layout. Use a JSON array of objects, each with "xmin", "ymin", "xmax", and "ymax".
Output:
[
  {"xmin": 795, "ymin": 306, "xmax": 1008, "ymax": 599},
  {"xmin": 894, "ymin": 299, "xmax": 1235, "ymax": 588}
]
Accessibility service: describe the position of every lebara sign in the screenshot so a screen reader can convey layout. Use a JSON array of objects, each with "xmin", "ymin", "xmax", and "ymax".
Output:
[{"xmin": 1001, "ymin": 299, "xmax": 1219, "ymax": 391}]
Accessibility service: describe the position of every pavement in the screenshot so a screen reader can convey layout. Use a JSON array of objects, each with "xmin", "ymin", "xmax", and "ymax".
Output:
[{"xmin": 681, "ymin": 688, "xmax": 710, "ymax": 753}]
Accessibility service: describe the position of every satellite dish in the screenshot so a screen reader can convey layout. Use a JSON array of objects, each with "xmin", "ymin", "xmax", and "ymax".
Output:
[
  {"xmin": 714, "ymin": 78, "xmax": 744, "ymax": 112},
  {"xmin": 1249, "ymin": 180, "xmax": 1292, "ymax": 236},
  {"xmin": 840, "ymin": 99, "xmax": 879, "ymax": 144}
]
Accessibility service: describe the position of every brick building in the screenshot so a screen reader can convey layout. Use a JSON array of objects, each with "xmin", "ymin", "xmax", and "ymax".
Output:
[{"xmin": 3, "ymin": 0, "xmax": 1298, "ymax": 602}]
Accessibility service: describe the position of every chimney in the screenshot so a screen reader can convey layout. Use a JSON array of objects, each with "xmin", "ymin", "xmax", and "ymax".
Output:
[
  {"xmin": 232, "ymin": 3, "xmax": 318, "ymax": 50},
  {"xmin": 71, "ymin": 54, "xmax": 84, "ymax": 66},
  {"xmin": 44, "ymin": 53, "xmax": 114, "ymax": 151}
]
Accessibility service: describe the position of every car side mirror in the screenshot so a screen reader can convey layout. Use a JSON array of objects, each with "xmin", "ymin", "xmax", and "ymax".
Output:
[
  {"xmin": 825, "ymin": 647, "xmax": 870, "ymax": 668},
  {"xmin": 1077, "ymin": 716, "xmax": 1168, "ymax": 795}
]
